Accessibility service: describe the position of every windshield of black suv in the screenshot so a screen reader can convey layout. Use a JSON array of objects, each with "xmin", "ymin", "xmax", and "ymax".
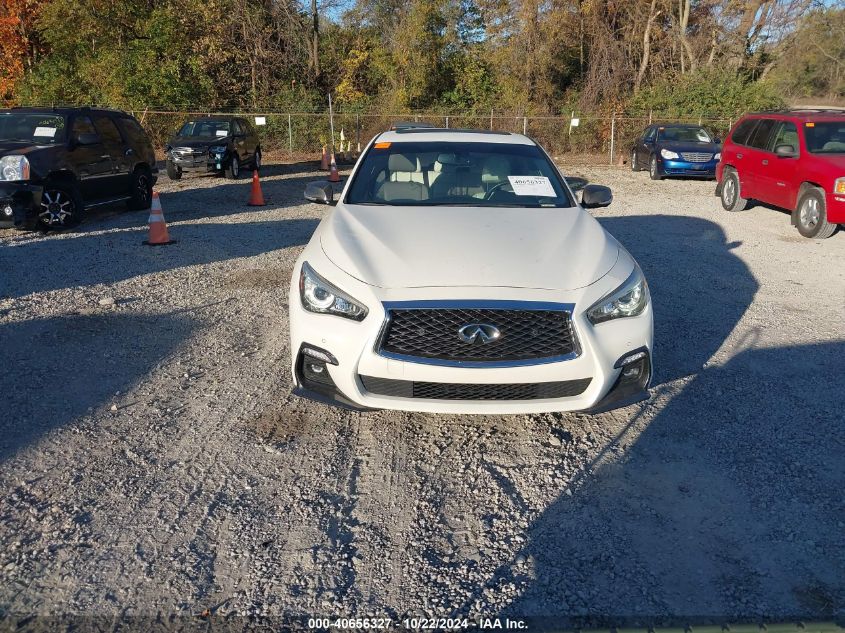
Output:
[
  {"xmin": 0, "ymin": 113, "xmax": 67, "ymax": 144},
  {"xmin": 657, "ymin": 126, "xmax": 713, "ymax": 143},
  {"xmin": 804, "ymin": 121, "xmax": 845, "ymax": 153},
  {"xmin": 346, "ymin": 141, "xmax": 575, "ymax": 207},
  {"xmin": 177, "ymin": 119, "xmax": 231, "ymax": 139}
]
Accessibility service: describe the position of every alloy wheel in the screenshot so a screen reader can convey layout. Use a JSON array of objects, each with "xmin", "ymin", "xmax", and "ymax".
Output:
[
  {"xmin": 799, "ymin": 197, "xmax": 820, "ymax": 228},
  {"xmin": 39, "ymin": 190, "xmax": 76, "ymax": 227},
  {"xmin": 723, "ymin": 177, "xmax": 736, "ymax": 206}
]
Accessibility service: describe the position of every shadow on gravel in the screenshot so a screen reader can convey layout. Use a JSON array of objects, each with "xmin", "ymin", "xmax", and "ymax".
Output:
[
  {"xmin": 0, "ymin": 312, "xmax": 195, "ymax": 462},
  {"xmin": 597, "ymin": 214, "xmax": 758, "ymax": 384},
  {"xmin": 502, "ymin": 339, "xmax": 845, "ymax": 626},
  {"xmin": 0, "ymin": 217, "xmax": 318, "ymax": 299}
]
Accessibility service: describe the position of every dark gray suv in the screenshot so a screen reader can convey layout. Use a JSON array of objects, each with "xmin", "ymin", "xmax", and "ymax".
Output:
[
  {"xmin": 0, "ymin": 107, "xmax": 158, "ymax": 230},
  {"xmin": 165, "ymin": 116, "xmax": 261, "ymax": 180}
]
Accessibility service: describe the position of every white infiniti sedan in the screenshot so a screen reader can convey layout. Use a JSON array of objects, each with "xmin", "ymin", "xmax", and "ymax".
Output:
[{"xmin": 289, "ymin": 129, "xmax": 653, "ymax": 414}]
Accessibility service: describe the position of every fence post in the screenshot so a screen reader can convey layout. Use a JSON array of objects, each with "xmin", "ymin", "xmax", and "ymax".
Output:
[
  {"xmin": 445, "ymin": 116, "xmax": 449, "ymax": 129},
  {"xmin": 609, "ymin": 114, "xmax": 616, "ymax": 166},
  {"xmin": 288, "ymin": 114, "xmax": 293, "ymax": 155},
  {"xmin": 648, "ymin": 109, "xmax": 653, "ymax": 125},
  {"xmin": 356, "ymin": 113, "xmax": 360, "ymax": 152},
  {"xmin": 490, "ymin": 108, "xmax": 494, "ymax": 130},
  {"xmin": 523, "ymin": 116, "xmax": 527, "ymax": 135},
  {"xmin": 698, "ymin": 115, "xmax": 702, "ymax": 126}
]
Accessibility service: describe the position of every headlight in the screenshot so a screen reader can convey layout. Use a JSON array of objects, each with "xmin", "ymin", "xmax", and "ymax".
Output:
[
  {"xmin": 834, "ymin": 177, "xmax": 845, "ymax": 194},
  {"xmin": 210, "ymin": 145, "xmax": 227, "ymax": 154},
  {"xmin": 0, "ymin": 156, "xmax": 30, "ymax": 182},
  {"xmin": 660, "ymin": 149, "xmax": 679, "ymax": 160},
  {"xmin": 299, "ymin": 262, "xmax": 367, "ymax": 321},
  {"xmin": 586, "ymin": 266, "xmax": 650, "ymax": 325},
  {"xmin": 714, "ymin": 152, "xmax": 721, "ymax": 161}
]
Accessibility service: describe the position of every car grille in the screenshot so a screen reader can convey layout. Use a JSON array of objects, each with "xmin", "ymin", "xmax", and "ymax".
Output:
[
  {"xmin": 379, "ymin": 307, "xmax": 577, "ymax": 363},
  {"xmin": 173, "ymin": 147, "xmax": 207, "ymax": 159},
  {"xmin": 680, "ymin": 152, "xmax": 713, "ymax": 162},
  {"xmin": 360, "ymin": 376, "xmax": 592, "ymax": 401}
]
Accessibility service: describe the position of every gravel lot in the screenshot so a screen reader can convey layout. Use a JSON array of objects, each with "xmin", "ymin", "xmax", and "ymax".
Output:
[{"xmin": 1, "ymin": 161, "xmax": 843, "ymax": 630}]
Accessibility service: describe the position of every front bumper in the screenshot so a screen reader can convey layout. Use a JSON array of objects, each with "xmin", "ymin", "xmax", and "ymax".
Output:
[
  {"xmin": 827, "ymin": 192, "xmax": 845, "ymax": 224},
  {"xmin": 657, "ymin": 158, "xmax": 718, "ymax": 178},
  {"xmin": 0, "ymin": 182, "xmax": 43, "ymax": 228},
  {"xmin": 168, "ymin": 150, "xmax": 229, "ymax": 172},
  {"xmin": 288, "ymin": 254, "xmax": 654, "ymax": 415}
]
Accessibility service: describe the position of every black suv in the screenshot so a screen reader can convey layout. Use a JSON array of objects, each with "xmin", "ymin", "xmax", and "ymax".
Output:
[
  {"xmin": 0, "ymin": 107, "xmax": 157, "ymax": 230},
  {"xmin": 165, "ymin": 116, "xmax": 261, "ymax": 180}
]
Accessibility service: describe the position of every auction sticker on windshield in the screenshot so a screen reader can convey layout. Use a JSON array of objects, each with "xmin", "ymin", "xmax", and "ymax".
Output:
[
  {"xmin": 508, "ymin": 175, "xmax": 555, "ymax": 197},
  {"xmin": 33, "ymin": 127, "xmax": 57, "ymax": 137}
]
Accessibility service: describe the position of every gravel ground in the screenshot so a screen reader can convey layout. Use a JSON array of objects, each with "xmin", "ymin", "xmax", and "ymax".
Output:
[{"xmin": 1, "ymin": 161, "xmax": 844, "ymax": 630}]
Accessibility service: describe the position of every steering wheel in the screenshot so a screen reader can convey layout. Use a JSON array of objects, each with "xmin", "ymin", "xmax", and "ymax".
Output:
[{"xmin": 484, "ymin": 181, "xmax": 515, "ymax": 201}]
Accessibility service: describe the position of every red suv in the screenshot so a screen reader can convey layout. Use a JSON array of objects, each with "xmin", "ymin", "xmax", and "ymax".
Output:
[{"xmin": 716, "ymin": 109, "xmax": 845, "ymax": 239}]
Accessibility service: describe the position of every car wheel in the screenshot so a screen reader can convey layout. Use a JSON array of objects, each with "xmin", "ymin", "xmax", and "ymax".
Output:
[
  {"xmin": 649, "ymin": 155, "xmax": 662, "ymax": 180},
  {"xmin": 37, "ymin": 182, "xmax": 84, "ymax": 230},
  {"xmin": 631, "ymin": 150, "xmax": 639, "ymax": 172},
  {"xmin": 226, "ymin": 154, "xmax": 240, "ymax": 180},
  {"xmin": 794, "ymin": 187, "xmax": 837, "ymax": 239},
  {"xmin": 127, "ymin": 167, "xmax": 153, "ymax": 210},
  {"xmin": 720, "ymin": 168, "xmax": 747, "ymax": 212},
  {"xmin": 254, "ymin": 148, "xmax": 262, "ymax": 172},
  {"xmin": 166, "ymin": 160, "xmax": 182, "ymax": 180}
]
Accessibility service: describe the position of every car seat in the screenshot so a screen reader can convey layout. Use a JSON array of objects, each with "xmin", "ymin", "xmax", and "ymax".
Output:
[{"xmin": 375, "ymin": 154, "xmax": 429, "ymax": 202}]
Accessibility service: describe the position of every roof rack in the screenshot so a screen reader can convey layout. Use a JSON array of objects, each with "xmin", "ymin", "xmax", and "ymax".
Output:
[{"xmin": 751, "ymin": 107, "xmax": 845, "ymax": 115}]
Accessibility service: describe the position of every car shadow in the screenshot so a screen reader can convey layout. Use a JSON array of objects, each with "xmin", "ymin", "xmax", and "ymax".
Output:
[
  {"xmin": 0, "ymin": 312, "xmax": 196, "ymax": 462},
  {"xmin": 0, "ymin": 217, "xmax": 319, "ymax": 299},
  {"xmin": 597, "ymin": 215, "xmax": 758, "ymax": 384},
  {"xmin": 499, "ymin": 339, "xmax": 845, "ymax": 627}
]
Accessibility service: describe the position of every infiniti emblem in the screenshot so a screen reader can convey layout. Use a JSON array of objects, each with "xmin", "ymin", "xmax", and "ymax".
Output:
[{"xmin": 458, "ymin": 323, "xmax": 501, "ymax": 345}]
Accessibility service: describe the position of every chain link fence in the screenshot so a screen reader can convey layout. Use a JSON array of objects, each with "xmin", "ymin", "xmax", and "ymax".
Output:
[{"xmin": 133, "ymin": 109, "xmax": 737, "ymax": 164}]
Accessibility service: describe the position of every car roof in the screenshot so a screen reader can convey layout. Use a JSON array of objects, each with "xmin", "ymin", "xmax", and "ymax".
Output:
[
  {"xmin": 376, "ymin": 128, "xmax": 536, "ymax": 145},
  {"xmin": 744, "ymin": 108, "xmax": 845, "ymax": 122}
]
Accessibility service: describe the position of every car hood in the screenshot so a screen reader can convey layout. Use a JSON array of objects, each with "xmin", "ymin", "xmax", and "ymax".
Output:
[
  {"xmin": 0, "ymin": 140, "xmax": 47, "ymax": 156},
  {"xmin": 168, "ymin": 136, "xmax": 231, "ymax": 148},
  {"xmin": 659, "ymin": 140, "xmax": 721, "ymax": 154},
  {"xmin": 320, "ymin": 204, "xmax": 619, "ymax": 290}
]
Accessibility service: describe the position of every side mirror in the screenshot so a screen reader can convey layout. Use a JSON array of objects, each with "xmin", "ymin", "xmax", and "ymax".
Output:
[
  {"xmin": 74, "ymin": 133, "xmax": 100, "ymax": 146},
  {"xmin": 581, "ymin": 184, "xmax": 613, "ymax": 209},
  {"xmin": 305, "ymin": 181, "xmax": 334, "ymax": 205},
  {"xmin": 775, "ymin": 144, "xmax": 797, "ymax": 158}
]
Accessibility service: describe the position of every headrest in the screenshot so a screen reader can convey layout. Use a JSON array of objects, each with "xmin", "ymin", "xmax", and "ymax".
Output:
[{"xmin": 388, "ymin": 153, "xmax": 418, "ymax": 172}]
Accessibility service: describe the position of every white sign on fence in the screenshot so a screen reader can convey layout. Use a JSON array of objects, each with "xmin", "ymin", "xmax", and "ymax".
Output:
[
  {"xmin": 570, "ymin": 118, "xmax": 580, "ymax": 127},
  {"xmin": 254, "ymin": 116, "xmax": 267, "ymax": 126}
]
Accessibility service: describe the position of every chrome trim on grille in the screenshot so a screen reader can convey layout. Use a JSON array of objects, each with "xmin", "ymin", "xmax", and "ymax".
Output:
[
  {"xmin": 680, "ymin": 152, "xmax": 713, "ymax": 163},
  {"xmin": 374, "ymin": 300, "xmax": 581, "ymax": 368}
]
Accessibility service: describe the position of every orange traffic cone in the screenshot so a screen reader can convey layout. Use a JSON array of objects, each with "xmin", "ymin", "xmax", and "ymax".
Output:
[
  {"xmin": 143, "ymin": 192, "xmax": 175, "ymax": 245},
  {"xmin": 247, "ymin": 170, "xmax": 266, "ymax": 206},
  {"xmin": 320, "ymin": 146, "xmax": 329, "ymax": 170},
  {"xmin": 328, "ymin": 154, "xmax": 340, "ymax": 183}
]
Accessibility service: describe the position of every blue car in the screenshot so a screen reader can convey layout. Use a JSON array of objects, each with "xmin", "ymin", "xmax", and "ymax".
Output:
[{"xmin": 631, "ymin": 124, "xmax": 722, "ymax": 180}]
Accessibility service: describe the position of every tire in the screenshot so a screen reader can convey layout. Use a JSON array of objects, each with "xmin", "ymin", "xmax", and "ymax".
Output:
[
  {"xmin": 253, "ymin": 147, "xmax": 262, "ymax": 172},
  {"xmin": 226, "ymin": 154, "xmax": 240, "ymax": 180},
  {"xmin": 631, "ymin": 150, "xmax": 639, "ymax": 172},
  {"xmin": 37, "ymin": 181, "xmax": 84, "ymax": 230},
  {"xmin": 720, "ymin": 168, "xmax": 748, "ymax": 212},
  {"xmin": 166, "ymin": 160, "xmax": 182, "ymax": 180},
  {"xmin": 127, "ymin": 167, "xmax": 153, "ymax": 210},
  {"xmin": 794, "ymin": 187, "xmax": 837, "ymax": 239},
  {"xmin": 649, "ymin": 155, "xmax": 663, "ymax": 180}
]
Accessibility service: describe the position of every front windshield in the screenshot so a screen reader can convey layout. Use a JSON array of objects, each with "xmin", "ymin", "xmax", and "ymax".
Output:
[
  {"xmin": 346, "ymin": 140, "xmax": 574, "ymax": 207},
  {"xmin": 804, "ymin": 122, "xmax": 845, "ymax": 153},
  {"xmin": 658, "ymin": 126, "xmax": 712, "ymax": 143},
  {"xmin": 177, "ymin": 119, "xmax": 231, "ymax": 138},
  {"xmin": 0, "ymin": 113, "xmax": 67, "ymax": 144}
]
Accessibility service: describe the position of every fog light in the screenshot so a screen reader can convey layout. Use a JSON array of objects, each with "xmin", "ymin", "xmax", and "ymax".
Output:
[
  {"xmin": 308, "ymin": 363, "xmax": 325, "ymax": 374},
  {"xmin": 622, "ymin": 364, "xmax": 641, "ymax": 378},
  {"xmin": 302, "ymin": 345, "xmax": 338, "ymax": 365},
  {"xmin": 2, "ymin": 205, "xmax": 12, "ymax": 217}
]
